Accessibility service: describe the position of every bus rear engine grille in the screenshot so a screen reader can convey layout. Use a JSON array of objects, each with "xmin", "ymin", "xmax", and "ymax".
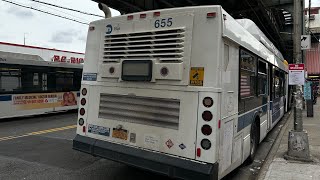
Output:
[
  {"xmin": 103, "ymin": 28, "xmax": 185, "ymax": 61},
  {"xmin": 99, "ymin": 94, "xmax": 180, "ymax": 130}
]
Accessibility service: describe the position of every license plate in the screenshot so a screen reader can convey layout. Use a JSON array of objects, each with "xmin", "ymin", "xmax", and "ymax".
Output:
[{"xmin": 112, "ymin": 129, "xmax": 128, "ymax": 140}]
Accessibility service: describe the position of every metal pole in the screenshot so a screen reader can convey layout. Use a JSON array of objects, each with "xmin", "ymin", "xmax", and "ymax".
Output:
[
  {"xmin": 286, "ymin": 0, "xmax": 310, "ymax": 161},
  {"xmin": 293, "ymin": 0, "xmax": 303, "ymax": 132}
]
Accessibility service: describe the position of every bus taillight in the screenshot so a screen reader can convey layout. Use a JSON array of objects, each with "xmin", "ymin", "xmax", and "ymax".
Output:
[
  {"xmin": 79, "ymin": 118, "xmax": 84, "ymax": 126},
  {"xmin": 202, "ymin": 111, "xmax": 213, "ymax": 121},
  {"xmin": 201, "ymin": 125, "xmax": 212, "ymax": 136},
  {"xmin": 201, "ymin": 139, "xmax": 211, "ymax": 150},
  {"xmin": 81, "ymin": 88, "xmax": 87, "ymax": 96},
  {"xmin": 79, "ymin": 108, "xmax": 85, "ymax": 116},
  {"xmin": 81, "ymin": 98, "xmax": 86, "ymax": 106},
  {"xmin": 82, "ymin": 126, "xmax": 86, "ymax": 133},
  {"xmin": 203, "ymin": 97, "xmax": 213, "ymax": 107}
]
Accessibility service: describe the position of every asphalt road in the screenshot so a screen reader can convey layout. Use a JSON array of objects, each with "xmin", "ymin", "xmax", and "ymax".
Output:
[{"xmin": 0, "ymin": 111, "xmax": 289, "ymax": 180}]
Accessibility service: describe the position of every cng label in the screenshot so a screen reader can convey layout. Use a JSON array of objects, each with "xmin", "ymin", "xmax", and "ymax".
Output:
[{"xmin": 189, "ymin": 67, "xmax": 204, "ymax": 86}]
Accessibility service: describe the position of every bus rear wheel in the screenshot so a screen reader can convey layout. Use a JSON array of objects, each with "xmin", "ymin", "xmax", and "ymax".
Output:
[{"xmin": 246, "ymin": 122, "xmax": 258, "ymax": 164}]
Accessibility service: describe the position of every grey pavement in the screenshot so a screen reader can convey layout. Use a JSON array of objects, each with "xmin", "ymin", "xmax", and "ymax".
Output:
[{"xmin": 259, "ymin": 102, "xmax": 320, "ymax": 180}]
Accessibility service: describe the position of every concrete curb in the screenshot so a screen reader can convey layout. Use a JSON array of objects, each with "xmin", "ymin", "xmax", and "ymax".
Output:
[{"xmin": 256, "ymin": 110, "xmax": 293, "ymax": 180}]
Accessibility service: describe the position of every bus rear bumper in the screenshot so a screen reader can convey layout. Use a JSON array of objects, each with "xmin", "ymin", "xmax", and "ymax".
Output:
[{"xmin": 73, "ymin": 135, "xmax": 218, "ymax": 180}]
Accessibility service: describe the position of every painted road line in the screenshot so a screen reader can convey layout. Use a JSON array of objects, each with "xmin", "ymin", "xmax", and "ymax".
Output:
[{"xmin": 0, "ymin": 125, "xmax": 77, "ymax": 142}]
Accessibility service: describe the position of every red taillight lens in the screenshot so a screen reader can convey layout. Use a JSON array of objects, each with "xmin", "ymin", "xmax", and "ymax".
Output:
[
  {"xmin": 140, "ymin": 14, "xmax": 146, "ymax": 18},
  {"xmin": 154, "ymin": 11, "xmax": 160, "ymax": 16},
  {"xmin": 82, "ymin": 126, "xmax": 86, "ymax": 133},
  {"xmin": 79, "ymin": 108, "xmax": 85, "ymax": 116},
  {"xmin": 202, "ymin": 111, "xmax": 213, "ymax": 121},
  {"xmin": 197, "ymin": 148, "xmax": 201, "ymax": 157},
  {"xmin": 81, "ymin": 88, "xmax": 87, "ymax": 96},
  {"xmin": 207, "ymin": 12, "xmax": 216, "ymax": 18},
  {"xmin": 203, "ymin": 97, "xmax": 213, "ymax": 107},
  {"xmin": 81, "ymin": 98, "xmax": 86, "ymax": 106},
  {"xmin": 201, "ymin": 125, "xmax": 212, "ymax": 136},
  {"xmin": 127, "ymin": 15, "xmax": 133, "ymax": 20},
  {"xmin": 218, "ymin": 119, "xmax": 221, "ymax": 129}
]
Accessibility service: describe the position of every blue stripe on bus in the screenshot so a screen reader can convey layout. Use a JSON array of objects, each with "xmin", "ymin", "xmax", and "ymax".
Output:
[
  {"xmin": 0, "ymin": 95, "xmax": 12, "ymax": 101},
  {"xmin": 237, "ymin": 104, "xmax": 268, "ymax": 132}
]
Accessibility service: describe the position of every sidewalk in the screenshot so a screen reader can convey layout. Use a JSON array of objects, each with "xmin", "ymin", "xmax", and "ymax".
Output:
[{"xmin": 259, "ymin": 102, "xmax": 320, "ymax": 180}]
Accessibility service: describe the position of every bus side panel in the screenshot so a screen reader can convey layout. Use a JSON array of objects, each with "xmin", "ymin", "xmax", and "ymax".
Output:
[{"xmin": 218, "ymin": 41, "xmax": 241, "ymax": 176}]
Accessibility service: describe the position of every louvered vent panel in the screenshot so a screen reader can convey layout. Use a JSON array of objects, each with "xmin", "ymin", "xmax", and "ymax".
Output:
[
  {"xmin": 103, "ymin": 28, "xmax": 185, "ymax": 61},
  {"xmin": 99, "ymin": 94, "xmax": 180, "ymax": 130}
]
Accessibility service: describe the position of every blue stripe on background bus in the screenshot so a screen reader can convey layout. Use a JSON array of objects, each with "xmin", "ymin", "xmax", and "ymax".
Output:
[{"xmin": 0, "ymin": 95, "xmax": 12, "ymax": 101}]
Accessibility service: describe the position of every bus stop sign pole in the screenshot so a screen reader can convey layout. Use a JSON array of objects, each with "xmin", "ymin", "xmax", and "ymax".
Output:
[{"xmin": 285, "ymin": 0, "xmax": 310, "ymax": 161}]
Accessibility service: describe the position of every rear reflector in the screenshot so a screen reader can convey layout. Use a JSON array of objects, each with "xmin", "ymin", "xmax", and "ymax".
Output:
[
  {"xmin": 127, "ymin": 15, "xmax": 134, "ymax": 20},
  {"xmin": 197, "ymin": 148, "xmax": 201, "ymax": 157},
  {"xmin": 207, "ymin": 12, "xmax": 216, "ymax": 18},
  {"xmin": 140, "ymin": 14, "xmax": 146, "ymax": 18},
  {"xmin": 154, "ymin": 12, "xmax": 160, "ymax": 16},
  {"xmin": 82, "ymin": 126, "xmax": 86, "ymax": 133},
  {"xmin": 218, "ymin": 119, "xmax": 221, "ymax": 129}
]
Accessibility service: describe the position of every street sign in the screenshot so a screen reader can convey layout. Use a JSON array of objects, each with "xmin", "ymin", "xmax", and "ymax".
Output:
[
  {"xmin": 304, "ymin": 81, "xmax": 312, "ymax": 100},
  {"xmin": 289, "ymin": 64, "xmax": 305, "ymax": 85},
  {"xmin": 301, "ymin": 35, "xmax": 311, "ymax": 50}
]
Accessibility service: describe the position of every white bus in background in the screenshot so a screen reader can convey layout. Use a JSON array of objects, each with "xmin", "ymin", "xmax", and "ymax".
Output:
[
  {"xmin": 73, "ymin": 5, "xmax": 288, "ymax": 180},
  {"xmin": 0, "ymin": 51, "xmax": 82, "ymax": 119}
]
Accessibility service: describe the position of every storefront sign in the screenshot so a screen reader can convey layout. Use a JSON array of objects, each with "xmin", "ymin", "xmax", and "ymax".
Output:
[{"xmin": 53, "ymin": 55, "xmax": 84, "ymax": 64}]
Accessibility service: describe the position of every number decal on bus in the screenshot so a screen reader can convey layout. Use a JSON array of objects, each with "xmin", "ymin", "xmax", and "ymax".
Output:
[{"xmin": 154, "ymin": 18, "xmax": 173, "ymax": 28}]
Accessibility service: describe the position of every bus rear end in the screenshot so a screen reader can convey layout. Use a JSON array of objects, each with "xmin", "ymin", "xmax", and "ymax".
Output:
[{"xmin": 73, "ymin": 6, "xmax": 223, "ymax": 180}]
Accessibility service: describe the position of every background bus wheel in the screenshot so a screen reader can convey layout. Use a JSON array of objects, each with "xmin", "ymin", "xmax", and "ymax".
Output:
[{"xmin": 246, "ymin": 122, "xmax": 258, "ymax": 164}]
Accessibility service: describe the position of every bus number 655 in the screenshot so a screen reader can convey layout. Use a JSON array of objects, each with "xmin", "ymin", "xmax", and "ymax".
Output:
[{"xmin": 154, "ymin": 18, "xmax": 173, "ymax": 28}]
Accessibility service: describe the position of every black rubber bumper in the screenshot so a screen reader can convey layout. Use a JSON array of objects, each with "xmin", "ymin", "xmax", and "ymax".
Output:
[{"xmin": 73, "ymin": 135, "xmax": 218, "ymax": 180}]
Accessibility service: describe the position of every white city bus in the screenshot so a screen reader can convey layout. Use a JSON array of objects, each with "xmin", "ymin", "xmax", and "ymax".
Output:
[
  {"xmin": 73, "ymin": 5, "xmax": 288, "ymax": 180},
  {"xmin": 0, "ymin": 51, "xmax": 82, "ymax": 119}
]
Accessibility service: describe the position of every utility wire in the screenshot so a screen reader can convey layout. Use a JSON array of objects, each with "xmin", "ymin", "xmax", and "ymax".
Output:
[
  {"xmin": 36, "ymin": 2, "xmax": 90, "ymax": 22},
  {"xmin": 28, "ymin": 0, "xmax": 104, "ymax": 18},
  {"xmin": 2, "ymin": 0, "xmax": 89, "ymax": 25}
]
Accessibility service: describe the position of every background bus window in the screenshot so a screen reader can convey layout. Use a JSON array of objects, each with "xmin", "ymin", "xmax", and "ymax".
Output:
[
  {"xmin": 0, "ymin": 66, "xmax": 21, "ymax": 92},
  {"xmin": 0, "ymin": 63, "xmax": 82, "ymax": 94}
]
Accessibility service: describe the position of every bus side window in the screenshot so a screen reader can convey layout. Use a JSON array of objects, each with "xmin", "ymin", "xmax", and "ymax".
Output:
[
  {"xmin": 257, "ymin": 60, "xmax": 267, "ymax": 96},
  {"xmin": 239, "ymin": 50, "xmax": 256, "ymax": 99}
]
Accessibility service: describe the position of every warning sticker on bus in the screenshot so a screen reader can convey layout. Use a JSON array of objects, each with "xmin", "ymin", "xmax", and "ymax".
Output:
[{"xmin": 189, "ymin": 67, "xmax": 204, "ymax": 86}]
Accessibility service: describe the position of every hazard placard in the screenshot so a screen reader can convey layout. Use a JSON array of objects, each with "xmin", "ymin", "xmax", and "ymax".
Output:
[{"xmin": 189, "ymin": 67, "xmax": 204, "ymax": 86}]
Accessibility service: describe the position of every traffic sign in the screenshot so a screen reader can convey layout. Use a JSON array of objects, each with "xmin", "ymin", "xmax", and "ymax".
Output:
[
  {"xmin": 289, "ymin": 64, "xmax": 305, "ymax": 85},
  {"xmin": 301, "ymin": 35, "xmax": 311, "ymax": 50}
]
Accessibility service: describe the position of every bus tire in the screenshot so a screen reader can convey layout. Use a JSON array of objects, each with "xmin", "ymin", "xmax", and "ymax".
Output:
[{"xmin": 246, "ymin": 121, "xmax": 258, "ymax": 164}]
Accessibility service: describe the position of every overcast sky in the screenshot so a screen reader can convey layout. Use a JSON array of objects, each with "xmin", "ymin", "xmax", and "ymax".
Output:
[
  {"xmin": 0, "ymin": 0, "xmax": 120, "ymax": 53},
  {"xmin": 0, "ymin": 0, "xmax": 319, "ymax": 53}
]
